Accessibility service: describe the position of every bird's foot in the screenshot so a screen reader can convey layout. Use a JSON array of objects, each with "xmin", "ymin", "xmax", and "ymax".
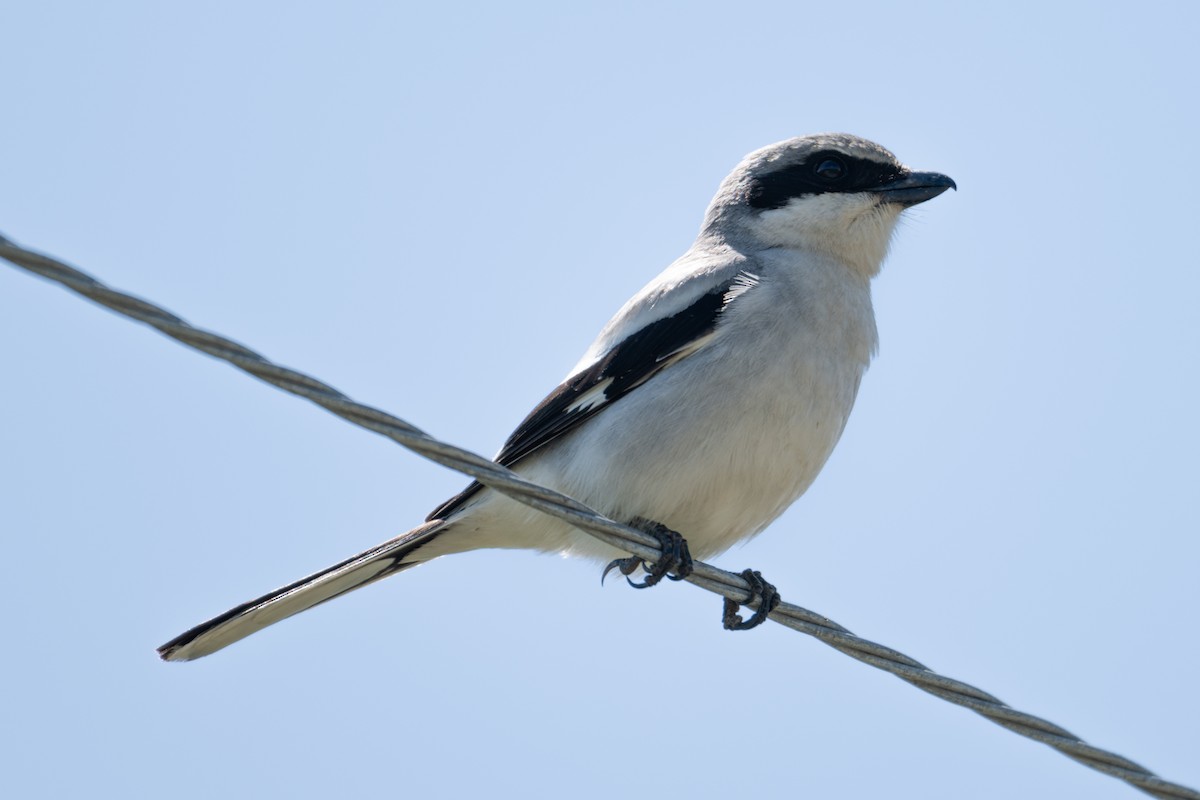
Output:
[
  {"xmin": 601, "ymin": 518, "xmax": 694, "ymax": 589},
  {"xmin": 722, "ymin": 569, "xmax": 780, "ymax": 630}
]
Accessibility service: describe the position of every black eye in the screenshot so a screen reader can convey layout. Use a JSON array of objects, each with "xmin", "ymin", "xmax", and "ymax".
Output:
[{"xmin": 814, "ymin": 158, "xmax": 846, "ymax": 181}]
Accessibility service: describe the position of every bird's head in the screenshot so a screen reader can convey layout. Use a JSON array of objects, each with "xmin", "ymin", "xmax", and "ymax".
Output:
[{"xmin": 704, "ymin": 133, "xmax": 955, "ymax": 278}]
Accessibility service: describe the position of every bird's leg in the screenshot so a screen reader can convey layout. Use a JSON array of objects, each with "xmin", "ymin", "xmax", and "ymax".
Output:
[
  {"xmin": 722, "ymin": 569, "xmax": 781, "ymax": 630},
  {"xmin": 601, "ymin": 518, "xmax": 694, "ymax": 589}
]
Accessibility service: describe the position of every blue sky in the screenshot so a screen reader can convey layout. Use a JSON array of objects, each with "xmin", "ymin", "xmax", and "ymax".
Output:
[{"xmin": 2, "ymin": 2, "xmax": 1197, "ymax": 798}]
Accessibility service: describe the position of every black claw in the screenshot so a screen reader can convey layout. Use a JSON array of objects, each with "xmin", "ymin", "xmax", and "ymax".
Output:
[
  {"xmin": 722, "ymin": 569, "xmax": 780, "ymax": 631},
  {"xmin": 599, "ymin": 518, "xmax": 694, "ymax": 589},
  {"xmin": 601, "ymin": 557, "xmax": 642, "ymax": 586}
]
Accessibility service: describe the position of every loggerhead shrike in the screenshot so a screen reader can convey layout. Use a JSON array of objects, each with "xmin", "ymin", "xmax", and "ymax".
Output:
[{"xmin": 159, "ymin": 133, "xmax": 955, "ymax": 661}]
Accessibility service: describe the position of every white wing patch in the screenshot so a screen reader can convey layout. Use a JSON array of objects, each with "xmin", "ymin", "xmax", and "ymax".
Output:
[
  {"xmin": 565, "ymin": 377, "xmax": 614, "ymax": 412},
  {"xmin": 723, "ymin": 270, "xmax": 761, "ymax": 304}
]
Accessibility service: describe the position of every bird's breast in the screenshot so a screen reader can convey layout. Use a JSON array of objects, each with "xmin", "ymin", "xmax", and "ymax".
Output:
[{"xmin": 541, "ymin": 306, "xmax": 870, "ymax": 559}]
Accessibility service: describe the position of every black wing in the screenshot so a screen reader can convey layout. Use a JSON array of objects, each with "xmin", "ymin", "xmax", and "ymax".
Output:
[{"xmin": 426, "ymin": 271, "xmax": 759, "ymax": 521}]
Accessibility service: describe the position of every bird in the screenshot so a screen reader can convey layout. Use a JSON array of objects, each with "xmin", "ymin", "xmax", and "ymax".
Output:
[{"xmin": 158, "ymin": 133, "xmax": 955, "ymax": 661}]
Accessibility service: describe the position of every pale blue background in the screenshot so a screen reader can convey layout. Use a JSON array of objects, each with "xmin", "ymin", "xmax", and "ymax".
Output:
[{"xmin": 2, "ymin": 3, "xmax": 1197, "ymax": 798}]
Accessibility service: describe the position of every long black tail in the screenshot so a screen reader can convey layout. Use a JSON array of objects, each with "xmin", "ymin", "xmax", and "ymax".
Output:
[{"xmin": 158, "ymin": 520, "xmax": 446, "ymax": 661}]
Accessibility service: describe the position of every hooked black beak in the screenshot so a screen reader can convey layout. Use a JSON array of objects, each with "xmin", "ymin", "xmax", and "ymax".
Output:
[{"xmin": 877, "ymin": 171, "xmax": 957, "ymax": 207}]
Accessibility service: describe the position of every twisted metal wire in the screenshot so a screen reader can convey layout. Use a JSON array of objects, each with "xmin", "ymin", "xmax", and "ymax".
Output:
[{"xmin": 2, "ymin": 232, "xmax": 1195, "ymax": 800}]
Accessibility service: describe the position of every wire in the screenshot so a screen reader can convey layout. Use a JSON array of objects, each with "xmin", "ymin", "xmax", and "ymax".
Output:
[{"xmin": 2, "ymin": 232, "xmax": 1195, "ymax": 799}]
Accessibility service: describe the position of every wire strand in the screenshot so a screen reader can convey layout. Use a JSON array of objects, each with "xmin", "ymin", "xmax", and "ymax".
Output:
[{"xmin": 2, "ymin": 233, "xmax": 1195, "ymax": 800}]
